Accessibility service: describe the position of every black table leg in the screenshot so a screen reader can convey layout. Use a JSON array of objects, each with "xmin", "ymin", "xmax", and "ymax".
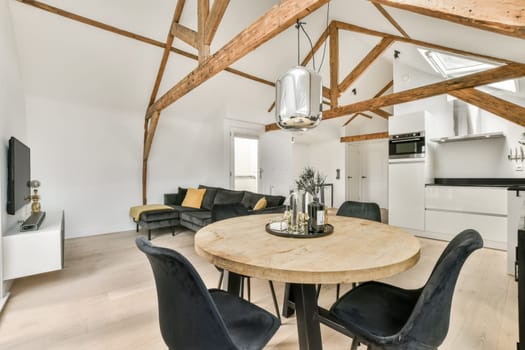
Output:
[
  {"xmin": 282, "ymin": 282, "xmax": 296, "ymax": 317},
  {"xmin": 225, "ymin": 271, "xmax": 242, "ymax": 297},
  {"xmin": 291, "ymin": 283, "xmax": 323, "ymax": 350}
]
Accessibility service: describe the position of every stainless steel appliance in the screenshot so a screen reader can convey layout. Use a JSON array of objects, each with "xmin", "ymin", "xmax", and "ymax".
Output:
[{"xmin": 389, "ymin": 131, "xmax": 425, "ymax": 159}]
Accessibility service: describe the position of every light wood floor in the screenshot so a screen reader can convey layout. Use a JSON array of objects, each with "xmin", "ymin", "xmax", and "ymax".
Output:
[{"xmin": 0, "ymin": 228, "xmax": 518, "ymax": 349}]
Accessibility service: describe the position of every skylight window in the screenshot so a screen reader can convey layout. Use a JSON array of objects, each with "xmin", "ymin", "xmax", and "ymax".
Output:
[{"xmin": 417, "ymin": 48, "xmax": 516, "ymax": 93}]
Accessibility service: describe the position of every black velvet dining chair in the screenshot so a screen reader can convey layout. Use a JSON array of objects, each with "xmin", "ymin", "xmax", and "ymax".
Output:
[
  {"xmin": 318, "ymin": 200, "xmax": 382, "ymax": 300},
  {"xmin": 211, "ymin": 203, "xmax": 281, "ymax": 320},
  {"xmin": 136, "ymin": 237, "xmax": 280, "ymax": 350},
  {"xmin": 328, "ymin": 229, "xmax": 483, "ymax": 350}
]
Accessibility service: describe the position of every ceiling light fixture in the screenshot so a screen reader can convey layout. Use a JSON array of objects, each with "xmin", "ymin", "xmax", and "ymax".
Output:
[{"xmin": 275, "ymin": 3, "xmax": 330, "ymax": 132}]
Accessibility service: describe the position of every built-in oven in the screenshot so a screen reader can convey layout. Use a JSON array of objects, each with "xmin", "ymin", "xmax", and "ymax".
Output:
[{"xmin": 389, "ymin": 131, "xmax": 425, "ymax": 159}]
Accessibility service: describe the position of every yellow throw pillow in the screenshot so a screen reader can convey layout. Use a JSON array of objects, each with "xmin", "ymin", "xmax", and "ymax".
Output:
[
  {"xmin": 182, "ymin": 188, "xmax": 206, "ymax": 209},
  {"xmin": 253, "ymin": 197, "xmax": 267, "ymax": 210}
]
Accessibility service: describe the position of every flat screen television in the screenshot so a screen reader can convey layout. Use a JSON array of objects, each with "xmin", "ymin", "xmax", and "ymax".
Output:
[{"xmin": 7, "ymin": 137, "xmax": 31, "ymax": 215}]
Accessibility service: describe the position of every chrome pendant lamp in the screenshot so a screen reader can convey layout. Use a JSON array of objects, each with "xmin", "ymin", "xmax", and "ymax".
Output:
[{"xmin": 275, "ymin": 21, "xmax": 323, "ymax": 131}]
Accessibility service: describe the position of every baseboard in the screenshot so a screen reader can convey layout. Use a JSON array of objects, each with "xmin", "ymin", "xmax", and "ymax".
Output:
[{"xmin": 0, "ymin": 293, "xmax": 11, "ymax": 313}]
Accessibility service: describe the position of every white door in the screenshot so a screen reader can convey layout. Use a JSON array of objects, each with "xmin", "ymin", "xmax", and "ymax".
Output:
[
  {"xmin": 346, "ymin": 144, "xmax": 360, "ymax": 201},
  {"xmin": 231, "ymin": 134, "xmax": 259, "ymax": 192},
  {"xmin": 345, "ymin": 140, "xmax": 388, "ymax": 208},
  {"xmin": 359, "ymin": 141, "xmax": 388, "ymax": 208}
]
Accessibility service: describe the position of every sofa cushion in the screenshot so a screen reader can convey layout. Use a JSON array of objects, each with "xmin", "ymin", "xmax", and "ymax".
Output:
[
  {"xmin": 182, "ymin": 188, "xmax": 206, "ymax": 208},
  {"xmin": 140, "ymin": 209, "xmax": 179, "ymax": 222},
  {"xmin": 214, "ymin": 189, "xmax": 245, "ymax": 205},
  {"xmin": 241, "ymin": 191, "xmax": 264, "ymax": 209},
  {"xmin": 199, "ymin": 185, "xmax": 218, "ymax": 210},
  {"xmin": 181, "ymin": 211, "xmax": 212, "ymax": 228},
  {"xmin": 164, "ymin": 187, "xmax": 187, "ymax": 206},
  {"xmin": 266, "ymin": 194, "xmax": 286, "ymax": 207},
  {"xmin": 253, "ymin": 197, "xmax": 267, "ymax": 210}
]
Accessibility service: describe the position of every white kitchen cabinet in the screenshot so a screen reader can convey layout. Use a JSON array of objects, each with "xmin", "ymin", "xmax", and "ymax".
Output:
[
  {"xmin": 3, "ymin": 211, "xmax": 64, "ymax": 280},
  {"xmin": 426, "ymin": 210, "xmax": 507, "ymax": 250},
  {"xmin": 388, "ymin": 111, "xmax": 428, "ymax": 135},
  {"xmin": 424, "ymin": 186, "xmax": 507, "ymax": 250},
  {"xmin": 388, "ymin": 160, "xmax": 425, "ymax": 232}
]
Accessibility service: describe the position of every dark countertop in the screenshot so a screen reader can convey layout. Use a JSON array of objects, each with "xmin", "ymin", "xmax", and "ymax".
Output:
[{"xmin": 426, "ymin": 178, "xmax": 525, "ymax": 188}]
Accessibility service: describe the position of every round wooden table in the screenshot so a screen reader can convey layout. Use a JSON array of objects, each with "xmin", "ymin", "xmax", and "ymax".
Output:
[{"xmin": 195, "ymin": 213, "xmax": 421, "ymax": 350}]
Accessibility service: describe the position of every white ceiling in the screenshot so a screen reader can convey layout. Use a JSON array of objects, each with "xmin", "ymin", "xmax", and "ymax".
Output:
[{"xmin": 8, "ymin": 0, "xmax": 525, "ymax": 143}]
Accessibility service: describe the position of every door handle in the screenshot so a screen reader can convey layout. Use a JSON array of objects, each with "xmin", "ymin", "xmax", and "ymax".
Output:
[
  {"xmin": 347, "ymin": 176, "xmax": 352, "ymax": 179},
  {"xmin": 361, "ymin": 176, "xmax": 367, "ymax": 179}
]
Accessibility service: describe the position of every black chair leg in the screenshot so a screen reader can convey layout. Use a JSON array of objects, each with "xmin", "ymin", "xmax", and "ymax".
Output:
[
  {"xmin": 247, "ymin": 277, "xmax": 251, "ymax": 302},
  {"xmin": 148, "ymin": 230, "xmax": 151, "ymax": 241},
  {"xmin": 336, "ymin": 284, "xmax": 341, "ymax": 300},
  {"xmin": 268, "ymin": 281, "xmax": 281, "ymax": 321},
  {"xmin": 316, "ymin": 284, "xmax": 322, "ymax": 300},
  {"xmin": 218, "ymin": 269, "xmax": 224, "ymax": 289},
  {"xmin": 350, "ymin": 338, "xmax": 359, "ymax": 350},
  {"xmin": 136, "ymin": 223, "xmax": 139, "ymax": 232},
  {"xmin": 171, "ymin": 227, "xmax": 175, "ymax": 236},
  {"xmin": 240, "ymin": 278, "xmax": 245, "ymax": 299}
]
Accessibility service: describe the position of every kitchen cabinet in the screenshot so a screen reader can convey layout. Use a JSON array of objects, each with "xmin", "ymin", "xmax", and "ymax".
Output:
[
  {"xmin": 389, "ymin": 111, "xmax": 428, "ymax": 135},
  {"xmin": 425, "ymin": 186, "xmax": 507, "ymax": 250},
  {"xmin": 388, "ymin": 160, "xmax": 425, "ymax": 232}
]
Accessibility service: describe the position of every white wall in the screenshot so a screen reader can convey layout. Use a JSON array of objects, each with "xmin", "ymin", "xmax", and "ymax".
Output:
[
  {"xmin": 394, "ymin": 60, "xmax": 525, "ymax": 179},
  {"xmin": 26, "ymin": 95, "xmax": 235, "ymax": 238},
  {"xmin": 292, "ymin": 140, "xmax": 346, "ymax": 208},
  {"xmin": 0, "ymin": 0, "xmax": 28, "ymax": 301}
]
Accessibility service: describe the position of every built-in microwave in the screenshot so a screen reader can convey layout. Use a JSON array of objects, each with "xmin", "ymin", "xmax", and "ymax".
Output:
[{"xmin": 389, "ymin": 131, "xmax": 425, "ymax": 159}]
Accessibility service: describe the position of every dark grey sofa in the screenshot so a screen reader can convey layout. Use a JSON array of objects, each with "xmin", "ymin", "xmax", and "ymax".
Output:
[{"xmin": 137, "ymin": 185, "xmax": 285, "ymax": 238}]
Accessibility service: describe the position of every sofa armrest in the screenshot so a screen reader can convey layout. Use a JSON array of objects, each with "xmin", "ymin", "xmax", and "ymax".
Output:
[{"xmin": 164, "ymin": 193, "xmax": 178, "ymax": 205}]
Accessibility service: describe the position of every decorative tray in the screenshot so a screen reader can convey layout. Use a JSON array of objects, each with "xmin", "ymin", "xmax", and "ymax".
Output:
[{"xmin": 265, "ymin": 222, "xmax": 334, "ymax": 239}]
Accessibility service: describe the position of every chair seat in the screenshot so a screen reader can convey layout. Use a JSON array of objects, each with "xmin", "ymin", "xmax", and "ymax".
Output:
[
  {"xmin": 210, "ymin": 289, "xmax": 280, "ymax": 350},
  {"xmin": 330, "ymin": 282, "xmax": 421, "ymax": 342}
]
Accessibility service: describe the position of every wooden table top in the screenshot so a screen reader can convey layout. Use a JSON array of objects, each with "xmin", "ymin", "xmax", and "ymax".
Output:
[{"xmin": 195, "ymin": 213, "xmax": 421, "ymax": 284}]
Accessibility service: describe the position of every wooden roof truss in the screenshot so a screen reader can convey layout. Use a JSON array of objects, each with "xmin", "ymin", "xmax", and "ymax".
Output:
[{"xmin": 16, "ymin": 0, "xmax": 525, "ymax": 202}]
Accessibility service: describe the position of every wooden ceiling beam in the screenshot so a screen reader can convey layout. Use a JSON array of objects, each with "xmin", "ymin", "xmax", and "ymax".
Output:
[
  {"xmin": 15, "ymin": 0, "xmax": 274, "ymax": 92},
  {"xmin": 172, "ymin": 23, "xmax": 198, "ymax": 48},
  {"xmin": 371, "ymin": 109, "xmax": 391, "ymax": 119},
  {"xmin": 375, "ymin": 80, "xmax": 394, "ymax": 97},
  {"xmin": 333, "ymin": 20, "xmax": 514, "ymax": 64},
  {"xmin": 198, "ymin": 0, "xmax": 210, "ymax": 62},
  {"xmin": 449, "ymin": 88, "xmax": 525, "ymax": 127},
  {"xmin": 372, "ymin": 0, "xmax": 525, "ymax": 40},
  {"xmin": 338, "ymin": 37, "xmax": 394, "ymax": 94},
  {"xmin": 341, "ymin": 80, "xmax": 392, "ymax": 126},
  {"xmin": 267, "ymin": 63, "xmax": 525, "ymax": 130},
  {"xmin": 173, "ymin": 0, "xmax": 186, "ymax": 22},
  {"xmin": 340, "ymin": 132, "xmax": 389, "ymax": 143},
  {"xmin": 342, "ymin": 114, "xmax": 358, "ymax": 126},
  {"xmin": 205, "ymin": 0, "xmax": 230, "ymax": 45},
  {"xmin": 148, "ymin": 0, "xmax": 330, "ymax": 116},
  {"xmin": 323, "ymin": 63, "xmax": 525, "ymax": 121},
  {"xmin": 371, "ymin": 2, "xmax": 410, "ymax": 38},
  {"xmin": 329, "ymin": 23, "xmax": 339, "ymax": 107}
]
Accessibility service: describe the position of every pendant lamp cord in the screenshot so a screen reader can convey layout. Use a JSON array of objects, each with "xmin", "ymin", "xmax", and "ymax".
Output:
[{"xmin": 295, "ymin": 0, "xmax": 330, "ymax": 71}]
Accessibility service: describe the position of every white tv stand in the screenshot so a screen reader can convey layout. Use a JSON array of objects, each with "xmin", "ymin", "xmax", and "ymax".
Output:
[{"xmin": 3, "ymin": 211, "xmax": 64, "ymax": 280}]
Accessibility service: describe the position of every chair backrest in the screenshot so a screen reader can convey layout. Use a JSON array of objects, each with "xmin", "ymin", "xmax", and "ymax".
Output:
[
  {"xmin": 136, "ymin": 237, "xmax": 237, "ymax": 350},
  {"xmin": 211, "ymin": 203, "xmax": 249, "ymax": 223},
  {"xmin": 395, "ymin": 229, "xmax": 483, "ymax": 348},
  {"xmin": 336, "ymin": 201, "xmax": 381, "ymax": 222}
]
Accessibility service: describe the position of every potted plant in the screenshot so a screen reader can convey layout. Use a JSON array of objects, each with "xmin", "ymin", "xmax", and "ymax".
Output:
[{"xmin": 295, "ymin": 166, "xmax": 326, "ymax": 233}]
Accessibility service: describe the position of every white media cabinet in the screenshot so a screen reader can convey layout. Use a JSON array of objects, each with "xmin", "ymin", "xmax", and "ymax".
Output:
[{"xmin": 3, "ymin": 211, "xmax": 64, "ymax": 280}]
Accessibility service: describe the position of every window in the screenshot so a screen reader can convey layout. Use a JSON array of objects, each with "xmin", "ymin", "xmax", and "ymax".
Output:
[{"xmin": 418, "ymin": 48, "xmax": 517, "ymax": 93}]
